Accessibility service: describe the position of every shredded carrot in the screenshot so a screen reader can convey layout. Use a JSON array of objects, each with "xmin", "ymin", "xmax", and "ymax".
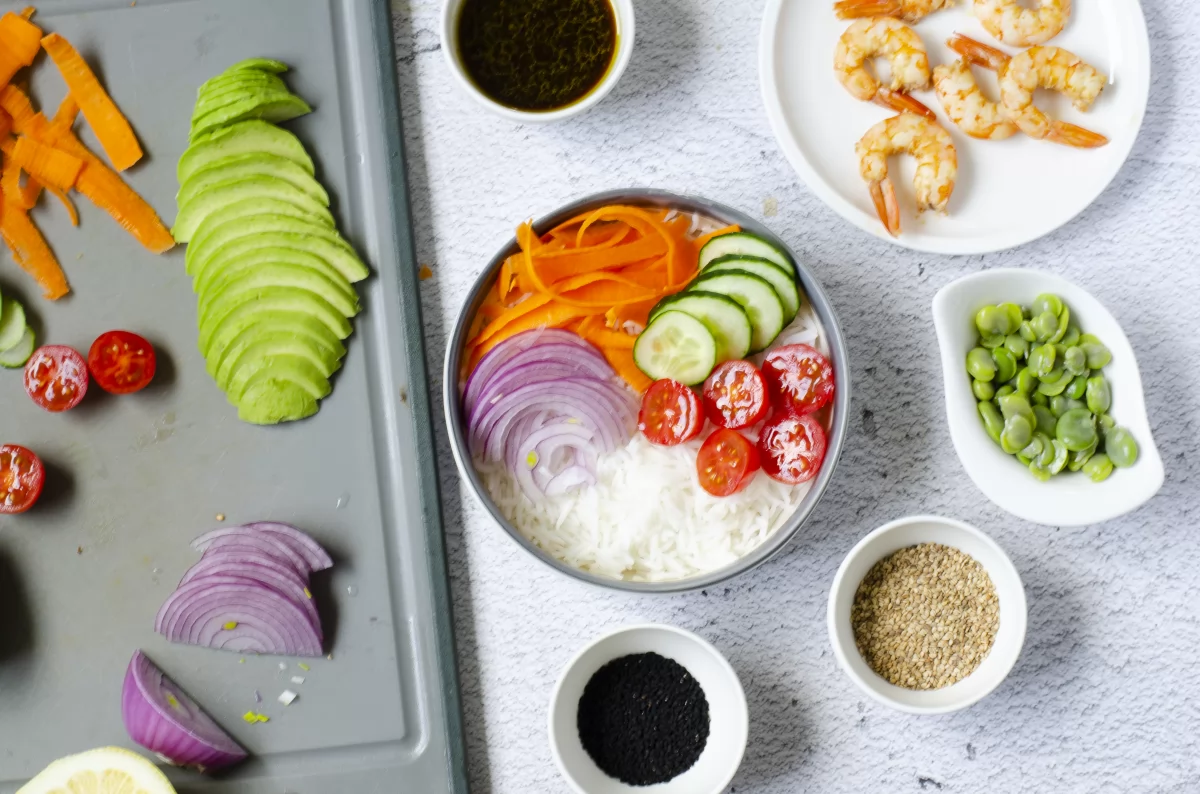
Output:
[
  {"xmin": 41, "ymin": 33, "xmax": 142, "ymax": 171},
  {"xmin": 46, "ymin": 185, "xmax": 77, "ymax": 225},
  {"xmin": 694, "ymin": 223, "xmax": 741, "ymax": 250},
  {"xmin": 0, "ymin": 200, "xmax": 68, "ymax": 299},
  {"xmin": 51, "ymin": 93, "xmax": 78, "ymax": 133},
  {"xmin": 467, "ymin": 300, "xmax": 600, "ymax": 370},
  {"xmin": 598, "ymin": 346, "xmax": 652, "ymax": 393},
  {"xmin": 11, "ymin": 135, "xmax": 83, "ymax": 190},
  {"xmin": 0, "ymin": 12, "xmax": 41, "ymax": 88},
  {"xmin": 20, "ymin": 8, "xmax": 35, "ymax": 20}
]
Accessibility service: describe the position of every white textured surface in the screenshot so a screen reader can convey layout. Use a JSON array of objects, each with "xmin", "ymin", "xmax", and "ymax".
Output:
[{"xmin": 392, "ymin": 0, "xmax": 1200, "ymax": 790}]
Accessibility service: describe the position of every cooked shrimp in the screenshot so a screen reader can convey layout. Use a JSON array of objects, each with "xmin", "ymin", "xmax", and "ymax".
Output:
[
  {"xmin": 974, "ymin": 0, "xmax": 1070, "ymax": 47},
  {"xmin": 934, "ymin": 35, "xmax": 1019, "ymax": 140},
  {"xmin": 835, "ymin": 18, "xmax": 936, "ymax": 120},
  {"xmin": 947, "ymin": 35, "xmax": 1107, "ymax": 147},
  {"xmin": 856, "ymin": 113, "xmax": 957, "ymax": 237},
  {"xmin": 834, "ymin": 0, "xmax": 955, "ymax": 24}
]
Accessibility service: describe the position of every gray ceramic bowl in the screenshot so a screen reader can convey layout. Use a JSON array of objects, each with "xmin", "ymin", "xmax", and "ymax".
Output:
[{"xmin": 443, "ymin": 188, "xmax": 850, "ymax": 593}]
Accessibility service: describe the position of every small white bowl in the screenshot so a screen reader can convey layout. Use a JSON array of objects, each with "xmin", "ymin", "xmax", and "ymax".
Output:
[
  {"xmin": 828, "ymin": 515, "xmax": 1027, "ymax": 715},
  {"xmin": 548, "ymin": 624, "xmax": 748, "ymax": 794},
  {"xmin": 440, "ymin": 0, "xmax": 635, "ymax": 124},
  {"xmin": 933, "ymin": 269, "xmax": 1164, "ymax": 527}
]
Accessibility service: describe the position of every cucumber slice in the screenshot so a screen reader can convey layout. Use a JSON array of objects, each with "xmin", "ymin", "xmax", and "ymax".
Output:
[
  {"xmin": 649, "ymin": 290, "xmax": 751, "ymax": 362},
  {"xmin": 689, "ymin": 271, "xmax": 785, "ymax": 353},
  {"xmin": 0, "ymin": 296, "xmax": 26, "ymax": 352},
  {"xmin": 633, "ymin": 311, "xmax": 717, "ymax": 385},
  {"xmin": 703, "ymin": 255, "xmax": 799, "ymax": 324},
  {"xmin": 699, "ymin": 231, "xmax": 795, "ymax": 276},
  {"xmin": 0, "ymin": 327, "xmax": 35, "ymax": 368}
]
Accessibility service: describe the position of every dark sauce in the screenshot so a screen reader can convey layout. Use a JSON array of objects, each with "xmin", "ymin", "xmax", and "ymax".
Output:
[{"xmin": 457, "ymin": 0, "xmax": 618, "ymax": 112}]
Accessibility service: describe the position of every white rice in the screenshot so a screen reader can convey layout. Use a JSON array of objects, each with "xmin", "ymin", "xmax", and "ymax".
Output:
[{"xmin": 477, "ymin": 304, "xmax": 831, "ymax": 583}]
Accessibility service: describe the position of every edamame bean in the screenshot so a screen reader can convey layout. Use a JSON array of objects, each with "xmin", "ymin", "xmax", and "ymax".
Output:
[
  {"xmin": 1082, "ymin": 341, "xmax": 1112, "ymax": 368},
  {"xmin": 972, "ymin": 379, "xmax": 995, "ymax": 401},
  {"xmin": 1056, "ymin": 407, "xmax": 1098, "ymax": 452},
  {"xmin": 1015, "ymin": 367, "xmax": 1036, "ymax": 394},
  {"xmin": 1028, "ymin": 344, "xmax": 1056, "ymax": 377},
  {"xmin": 1032, "ymin": 391, "xmax": 1049, "ymax": 406},
  {"xmin": 1097, "ymin": 413, "xmax": 1116, "ymax": 432},
  {"xmin": 1033, "ymin": 310, "xmax": 1059, "ymax": 342},
  {"xmin": 1049, "ymin": 305, "xmax": 1070, "ymax": 344},
  {"xmin": 1020, "ymin": 436, "xmax": 1044, "ymax": 460},
  {"xmin": 966, "ymin": 347, "xmax": 997, "ymax": 381},
  {"xmin": 1086, "ymin": 375, "xmax": 1111, "ymax": 415},
  {"xmin": 1033, "ymin": 404, "xmax": 1058, "ymax": 437},
  {"xmin": 1034, "ymin": 432, "xmax": 1055, "ymax": 467},
  {"xmin": 1066, "ymin": 374, "xmax": 1089, "ymax": 400},
  {"xmin": 998, "ymin": 393, "xmax": 1034, "ymax": 423},
  {"xmin": 1001, "ymin": 414, "xmax": 1033, "ymax": 454},
  {"xmin": 995, "ymin": 384, "xmax": 1015, "ymax": 400},
  {"xmin": 975, "ymin": 305, "xmax": 1011, "ymax": 336},
  {"xmin": 1064, "ymin": 346, "xmax": 1087, "ymax": 376},
  {"xmin": 978, "ymin": 401, "xmax": 1004, "ymax": 444},
  {"xmin": 1019, "ymin": 321, "xmax": 1036, "ymax": 342},
  {"xmin": 1068, "ymin": 438, "xmax": 1098, "ymax": 472},
  {"xmin": 991, "ymin": 347, "xmax": 1018, "ymax": 382},
  {"xmin": 1105, "ymin": 427, "xmax": 1139, "ymax": 468},
  {"xmin": 1001, "ymin": 303, "xmax": 1023, "ymax": 332},
  {"xmin": 1050, "ymin": 395, "xmax": 1086, "ymax": 417},
  {"xmin": 1083, "ymin": 453, "xmax": 1114, "ymax": 482},
  {"xmin": 1061, "ymin": 325, "xmax": 1081, "ymax": 347},
  {"xmin": 1048, "ymin": 439, "xmax": 1069, "ymax": 474},
  {"xmin": 1037, "ymin": 369, "xmax": 1074, "ymax": 396},
  {"xmin": 1005, "ymin": 334, "xmax": 1030, "ymax": 360},
  {"xmin": 1032, "ymin": 293, "xmax": 1063, "ymax": 317},
  {"xmin": 1079, "ymin": 333, "xmax": 1102, "ymax": 346}
]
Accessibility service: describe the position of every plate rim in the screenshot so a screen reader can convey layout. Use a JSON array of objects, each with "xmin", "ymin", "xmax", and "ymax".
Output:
[{"xmin": 757, "ymin": 0, "xmax": 1153, "ymax": 255}]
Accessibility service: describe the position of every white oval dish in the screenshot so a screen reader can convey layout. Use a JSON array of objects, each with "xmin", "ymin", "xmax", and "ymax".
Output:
[
  {"xmin": 933, "ymin": 268, "xmax": 1164, "ymax": 526},
  {"xmin": 548, "ymin": 624, "xmax": 748, "ymax": 794},
  {"xmin": 440, "ymin": 0, "xmax": 635, "ymax": 124},
  {"xmin": 828, "ymin": 515, "xmax": 1027, "ymax": 715},
  {"xmin": 758, "ymin": 0, "xmax": 1151, "ymax": 254}
]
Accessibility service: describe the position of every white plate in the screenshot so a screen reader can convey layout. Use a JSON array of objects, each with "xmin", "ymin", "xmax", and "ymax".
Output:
[{"xmin": 759, "ymin": 0, "xmax": 1151, "ymax": 254}]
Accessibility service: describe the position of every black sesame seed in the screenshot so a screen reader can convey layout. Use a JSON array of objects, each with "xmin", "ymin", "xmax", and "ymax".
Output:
[{"xmin": 576, "ymin": 652, "xmax": 710, "ymax": 786}]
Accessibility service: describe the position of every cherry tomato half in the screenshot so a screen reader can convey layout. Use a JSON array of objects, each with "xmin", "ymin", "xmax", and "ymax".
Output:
[
  {"xmin": 24, "ymin": 345, "xmax": 88, "ymax": 412},
  {"xmin": 696, "ymin": 428, "xmax": 760, "ymax": 497},
  {"xmin": 702, "ymin": 360, "xmax": 769, "ymax": 429},
  {"xmin": 0, "ymin": 444, "xmax": 45, "ymax": 514},
  {"xmin": 88, "ymin": 331, "xmax": 157, "ymax": 395},
  {"xmin": 761, "ymin": 343, "xmax": 835, "ymax": 416},
  {"xmin": 758, "ymin": 413, "xmax": 828, "ymax": 485},
  {"xmin": 638, "ymin": 379, "xmax": 704, "ymax": 446}
]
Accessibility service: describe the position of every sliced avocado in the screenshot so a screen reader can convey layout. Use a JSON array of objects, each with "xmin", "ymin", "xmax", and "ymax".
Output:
[
  {"xmin": 177, "ymin": 120, "xmax": 313, "ymax": 184},
  {"xmin": 193, "ymin": 231, "xmax": 370, "ymax": 288},
  {"xmin": 208, "ymin": 317, "xmax": 346, "ymax": 383},
  {"xmin": 238, "ymin": 378, "xmax": 318, "ymax": 425},
  {"xmin": 199, "ymin": 69, "xmax": 286, "ymax": 95},
  {"xmin": 0, "ymin": 296, "xmax": 26, "ymax": 352},
  {"xmin": 178, "ymin": 153, "xmax": 330, "ymax": 211},
  {"xmin": 198, "ymin": 245, "xmax": 355, "ymax": 303},
  {"xmin": 185, "ymin": 198, "xmax": 333, "ymax": 279},
  {"xmin": 174, "ymin": 176, "xmax": 333, "ymax": 243},
  {"xmin": 223, "ymin": 58, "xmax": 289, "ymax": 75},
  {"xmin": 200, "ymin": 288, "xmax": 354, "ymax": 358},
  {"xmin": 223, "ymin": 338, "xmax": 340, "ymax": 400},
  {"xmin": 189, "ymin": 213, "xmax": 347, "ymax": 278},
  {"xmin": 229, "ymin": 356, "xmax": 331, "ymax": 405},
  {"xmin": 0, "ymin": 327, "xmax": 35, "ymax": 368},
  {"xmin": 199, "ymin": 265, "xmax": 359, "ymax": 328},
  {"xmin": 193, "ymin": 75, "xmax": 290, "ymax": 120},
  {"xmin": 190, "ymin": 92, "xmax": 312, "ymax": 142}
]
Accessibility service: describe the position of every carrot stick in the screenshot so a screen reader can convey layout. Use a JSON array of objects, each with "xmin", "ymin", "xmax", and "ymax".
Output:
[
  {"xmin": 41, "ymin": 33, "xmax": 143, "ymax": 170},
  {"xmin": 51, "ymin": 93, "xmax": 79, "ymax": 134},
  {"xmin": 467, "ymin": 299, "xmax": 601, "ymax": 370},
  {"xmin": 605, "ymin": 298, "xmax": 658, "ymax": 330},
  {"xmin": 11, "ymin": 135, "xmax": 84, "ymax": 191},
  {"xmin": 0, "ymin": 200, "xmax": 69, "ymax": 299},
  {"xmin": 46, "ymin": 185, "xmax": 78, "ymax": 225},
  {"xmin": 694, "ymin": 223, "xmax": 741, "ymax": 250},
  {"xmin": 597, "ymin": 346, "xmax": 651, "ymax": 393},
  {"xmin": 0, "ymin": 12, "xmax": 42, "ymax": 87},
  {"xmin": 531, "ymin": 233, "xmax": 668, "ymax": 285}
]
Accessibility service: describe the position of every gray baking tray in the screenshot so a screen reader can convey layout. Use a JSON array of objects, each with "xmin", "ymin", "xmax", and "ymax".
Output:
[{"xmin": 0, "ymin": 1, "xmax": 467, "ymax": 792}]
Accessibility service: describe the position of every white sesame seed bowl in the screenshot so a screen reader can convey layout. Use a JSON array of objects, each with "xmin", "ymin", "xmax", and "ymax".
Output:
[
  {"xmin": 827, "ymin": 515, "xmax": 1027, "ymax": 715},
  {"xmin": 548, "ymin": 624, "xmax": 749, "ymax": 794}
]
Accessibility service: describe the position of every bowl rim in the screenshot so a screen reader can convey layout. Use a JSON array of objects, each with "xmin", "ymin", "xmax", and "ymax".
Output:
[
  {"xmin": 931, "ymin": 268, "xmax": 1165, "ymax": 526},
  {"xmin": 439, "ymin": 0, "xmax": 637, "ymax": 124},
  {"xmin": 826, "ymin": 514, "xmax": 1028, "ymax": 715},
  {"xmin": 443, "ymin": 187, "xmax": 852, "ymax": 593},
  {"xmin": 546, "ymin": 622, "xmax": 749, "ymax": 794}
]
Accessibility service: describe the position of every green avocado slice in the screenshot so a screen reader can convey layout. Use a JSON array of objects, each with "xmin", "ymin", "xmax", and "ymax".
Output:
[
  {"xmin": 193, "ymin": 231, "xmax": 370, "ymax": 288},
  {"xmin": 187, "ymin": 211, "xmax": 342, "ymax": 275},
  {"xmin": 200, "ymin": 288, "xmax": 353, "ymax": 358},
  {"xmin": 222, "ymin": 58, "xmax": 289, "ymax": 75},
  {"xmin": 174, "ymin": 176, "xmax": 333, "ymax": 244},
  {"xmin": 178, "ymin": 121, "xmax": 313, "ymax": 184},
  {"xmin": 223, "ymin": 339, "xmax": 340, "ymax": 401},
  {"xmin": 231, "ymin": 357, "xmax": 330, "ymax": 405},
  {"xmin": 199, "ymin": 264, "xmax": 359, "ymax": 329},
  {"xmin": 178, "ymin": 154, "xmax": 330, "ymax": 211},
  {"xmin": 190, "ymin": 92, "xmax": 312, "ymax": 142},
  {"xmin": 207, "ymin": 314, "xmax": 346, "ymax": 383},
  {"xmin": 192, "ymin": 75, "xmax": 290, "ymax": 120},
  {"xmin": 198, "ymin": 246, "xmax": 355, "ymax": 304},
  {"xmin": 237, "ymin": 378, "xmax": 319, "ymax": 425}
]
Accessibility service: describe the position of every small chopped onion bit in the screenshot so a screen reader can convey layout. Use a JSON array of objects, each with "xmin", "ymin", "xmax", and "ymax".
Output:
[
  {"xmin": 291, "ymin": 676, "xmax": 306, "ymax": 685},
  {"xmin": 278, "ymin": 690, "xmax": 298, "ymax": 706}
]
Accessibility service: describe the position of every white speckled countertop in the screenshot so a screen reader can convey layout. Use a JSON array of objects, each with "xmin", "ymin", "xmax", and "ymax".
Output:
[{"xmin": 392, "ymin": 0, "xmax": 1200, "ymax": 790}]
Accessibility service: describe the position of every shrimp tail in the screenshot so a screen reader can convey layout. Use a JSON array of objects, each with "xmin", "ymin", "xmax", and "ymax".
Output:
[
  {"xmin": 870, "ymin": 179, "xmax": 901, "ymax": 237},
  {"xmin": 833, "ymin": 0, "xmax": 901, "ymax": 19},
  {"xmin": 947, "ymin": 33, "xmax": 1011, "ymax": 71},
  {"xmin": 1046, "ymin": 121, "xmax": 1109, "ymax": 148},
  {"xmin": 876, "ymin": 89, "xmax": 938, "ymax": 121}
]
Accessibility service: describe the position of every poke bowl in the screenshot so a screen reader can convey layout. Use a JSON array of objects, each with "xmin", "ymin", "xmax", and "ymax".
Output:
[{"xmin": 444, "ymin": 189, "xmax": 850, "ymax": 592}]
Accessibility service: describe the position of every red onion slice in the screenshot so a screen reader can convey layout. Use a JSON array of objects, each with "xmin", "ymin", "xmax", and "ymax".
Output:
[
  {"xmin": 199, "ymin": 536, "xmax": 309, "ymax": 580},
  {"xmin": 467, "ymin": 344, "xmax": 616, "ymax": 418},
  {"xmin": 193, "ymin": 523, "xmax": 331, "ymax": 573},
  {"xmin": 180, "ymin": 557, "xmax": 320, "ymax": 633},
  {"xmin": 155, "ymin": 576, "xmax": 323, "ymax": 657},
  {"xmin": 122, "ymin": 651, "xmax": 247, "ymax": 771},
  {"xmin": 463, "ymin": 328, "xmax": 597, "ymax": 411},
  {"xmin": 471, "ymin": 359, "xmax": 618, "ymax": 425}
]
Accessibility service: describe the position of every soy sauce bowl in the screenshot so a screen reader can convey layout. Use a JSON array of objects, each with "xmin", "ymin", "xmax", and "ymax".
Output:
[
  {"xmin": 440, "ymin": 0, "xmax": 636, "ymax": 123},
  {"xmin": 548, "ymin": 624, "xmax": 748, "ymax": 794}
]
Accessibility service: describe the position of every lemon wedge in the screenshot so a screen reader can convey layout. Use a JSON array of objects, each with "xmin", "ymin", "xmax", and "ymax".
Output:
[{"xmin": 18, "ymin": 747, "xmax": 176, "ymax": 794}]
